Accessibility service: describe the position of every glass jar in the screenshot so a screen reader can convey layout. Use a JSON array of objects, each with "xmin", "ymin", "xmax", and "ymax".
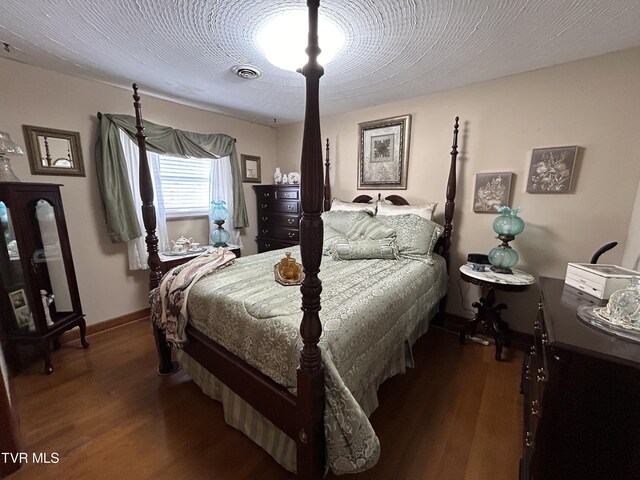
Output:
[{"xmin": 604, "ymin": 276, "xmax": 640, "ymax": 329}]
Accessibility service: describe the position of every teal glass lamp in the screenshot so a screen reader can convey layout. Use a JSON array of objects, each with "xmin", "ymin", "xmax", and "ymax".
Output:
[
  {"xmin": 488, "ymin": 206, "xmax": 525, "ymax": 274},
  {"xmin": 209, "ymin": 200, "xmax": 230, "ymax": 247}
]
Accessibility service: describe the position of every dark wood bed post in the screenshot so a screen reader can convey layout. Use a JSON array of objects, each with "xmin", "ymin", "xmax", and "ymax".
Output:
[
  {"xmin": 442, "ymin": 116, "xmax": 459, "ymax": 272},
  {"xmin": 297, "ymin": 1, "xmax": 325, "ymax": 478},
  {"xmin": 437, "ymin": 116, "xmax": 459, "ymax": 318},
  {"xmin": 132, "ymin": 83, "xmax": 180, "ymax": 376},
  {"xmin": 323, "ymin": 138, "xmax": 331, "ymax": 212}
]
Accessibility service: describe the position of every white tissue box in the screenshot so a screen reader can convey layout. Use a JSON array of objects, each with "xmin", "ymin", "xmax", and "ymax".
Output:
[{"xmin": 564, "ymin": 263, "xmax": 639, "ymax": 300}]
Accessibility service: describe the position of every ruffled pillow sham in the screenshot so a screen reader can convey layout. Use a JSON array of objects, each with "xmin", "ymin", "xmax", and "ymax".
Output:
[
  {"xmin": 330, "ymin": 198, "xmax": 376, "ymax": 215},
  {"xmin": 376, "ymin": 201, "xmax": 438, "ymax": 220},
  {"xmin": 376, "ymin": 213, "xmax": 444, "ymax": 264}
]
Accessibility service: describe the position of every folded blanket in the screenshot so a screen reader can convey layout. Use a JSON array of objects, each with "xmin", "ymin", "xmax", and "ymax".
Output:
[{"xmin": 150, "ymin": 247, "xmax": 236, "ymax": 347}]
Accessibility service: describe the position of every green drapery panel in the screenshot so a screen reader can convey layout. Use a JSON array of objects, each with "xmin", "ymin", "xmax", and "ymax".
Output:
[{"xmin": 95, "ymin": 113, "xmax": 249, "ymax": 243}]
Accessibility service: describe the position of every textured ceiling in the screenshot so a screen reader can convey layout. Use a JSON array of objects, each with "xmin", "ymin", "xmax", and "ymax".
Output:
[{"xmin": 1, "ymin": 0, "xmax": 639, "ymax": 126}]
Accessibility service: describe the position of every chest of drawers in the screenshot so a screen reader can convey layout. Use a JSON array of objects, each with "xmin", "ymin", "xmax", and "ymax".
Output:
[
  {"xmin": 521, "ymin": 277, "xmax": 640, "ymax": 480},
  {"xmin": 252, "ymin": 185, "xmax": 300, "ymax": 253}
]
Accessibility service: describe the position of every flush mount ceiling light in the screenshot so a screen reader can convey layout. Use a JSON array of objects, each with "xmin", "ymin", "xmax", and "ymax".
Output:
[
  {"xmin": 257, "ymin": 10, "xmax": 345, "ymax": 72},
  {"xmin": 231, "ymin": 64, "xmax": 262, "ymax": 79}
]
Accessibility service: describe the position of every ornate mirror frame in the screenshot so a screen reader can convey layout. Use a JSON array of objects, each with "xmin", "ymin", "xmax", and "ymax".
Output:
[{"xmin": 22, "ymin": 125, "xmax": 85, "ymax": 177}]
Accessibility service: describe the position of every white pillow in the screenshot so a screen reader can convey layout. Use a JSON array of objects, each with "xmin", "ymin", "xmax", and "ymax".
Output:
[
  {"xmin": 376, "ymin": 201, "xmax": 438, "ymax": 220},
  {"xmin": 330, "ymin": 198, "xmax": 376, "ymax": 215}
]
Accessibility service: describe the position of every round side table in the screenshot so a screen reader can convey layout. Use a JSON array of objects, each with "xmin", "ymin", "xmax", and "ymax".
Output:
[{"xmin": 458, "ymin": 263, "xmax": 535, "ymax": 361}]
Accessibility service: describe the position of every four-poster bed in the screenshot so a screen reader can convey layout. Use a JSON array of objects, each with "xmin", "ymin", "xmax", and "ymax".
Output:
[{"xmin": 132, "ymin": 2, "xmax": 459, "ymax": 477}]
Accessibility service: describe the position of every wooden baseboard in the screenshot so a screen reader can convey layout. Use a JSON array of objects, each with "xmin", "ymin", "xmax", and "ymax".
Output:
[
  {"xmin": 59, "ymin": 308, "xmax": 150, "ymax": 344},
  {"xmin": 437, "ymin": 312, "xmax": 533, "ymax": 349}
]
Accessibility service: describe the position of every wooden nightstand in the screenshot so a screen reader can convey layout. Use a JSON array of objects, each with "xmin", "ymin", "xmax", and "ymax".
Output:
[
  {"xmin": 159, "ymin": 245, "xmax": 241, "ymax": 274},
  {"xmin": 458, "ymin": 263, "xmax": 535, "ymax": 361}
]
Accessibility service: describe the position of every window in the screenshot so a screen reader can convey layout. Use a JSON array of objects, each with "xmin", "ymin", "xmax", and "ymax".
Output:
[{"xmin": 156, "ymin": 154, "xmax": 218, "ymax": 218}]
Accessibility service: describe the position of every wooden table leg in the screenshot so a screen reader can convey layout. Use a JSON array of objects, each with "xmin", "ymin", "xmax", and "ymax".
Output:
[{"xmin": 459, "ymin": 287, "xmax": 511, "ymax": 361}]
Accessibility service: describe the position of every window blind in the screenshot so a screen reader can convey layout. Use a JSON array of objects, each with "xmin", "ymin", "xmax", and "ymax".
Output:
[{"xmin": 157, "ymin": 155, "xmax": 211, "ymax": 217}]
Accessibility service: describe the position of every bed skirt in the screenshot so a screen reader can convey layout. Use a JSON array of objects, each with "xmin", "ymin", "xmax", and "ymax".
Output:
[{"xmin": 175, "ymin": 299, "xmax": 440, "ymax": 474}]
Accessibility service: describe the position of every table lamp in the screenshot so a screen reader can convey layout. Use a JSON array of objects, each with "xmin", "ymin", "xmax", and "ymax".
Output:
[
  {"xmin": 488, "ymin": 206, "xmax": 525, "ymax": 274},
  {"xmin": 0, "ymin": 131, "xmax": 24, "ymax": 182},
  {"xmin": 210, "ymin": 200, "xmax": 230, "ymax": 247}
]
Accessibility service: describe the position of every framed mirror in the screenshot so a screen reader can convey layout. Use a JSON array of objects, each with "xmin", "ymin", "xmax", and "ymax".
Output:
[{"xmin": 22, "ymin": 125, "xmax": 85, "ymax": 177}]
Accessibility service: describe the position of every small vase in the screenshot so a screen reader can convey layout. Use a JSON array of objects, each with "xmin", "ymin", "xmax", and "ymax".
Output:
[
  {"xmin": 274, "ymin": 167, "xmax": 282, "ymax": 185},
  {"xmin": 282, "ymin": 173, "xmax": 289, "ymax": 184}
]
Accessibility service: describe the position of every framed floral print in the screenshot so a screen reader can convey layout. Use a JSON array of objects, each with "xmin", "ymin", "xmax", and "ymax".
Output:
[
  {"xmin": 357, "ymin": 114, "xmax": 412, "ymax": 189},
  {"xmin": 473, "ymin": 172, "xmax": 514, "ymax": 212},
  {"xmin": 526, "ymin": 146, "xmax": 578, "ymax": 193}
]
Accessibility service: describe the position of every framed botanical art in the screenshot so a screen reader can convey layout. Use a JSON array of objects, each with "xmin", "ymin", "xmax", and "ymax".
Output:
[
  {"xmin": 526, "ymin": 146, "xmax": 578, "ymax": 193},
  {"xmin": 357, "ymin": 114, "xmax": 412, "ymax": 189},
  {"xmin": 473, "ymin": 172, "xmax": 514, "ymax": 213},
  {"xmin": 241, "ymin": 154, "xmax": 261, "ymax": 183}
]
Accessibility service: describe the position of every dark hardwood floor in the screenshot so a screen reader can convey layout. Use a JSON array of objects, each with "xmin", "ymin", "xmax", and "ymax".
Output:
[{"xmin": 7, "ymin": 320, "xmax": 523, "ymax": 479}]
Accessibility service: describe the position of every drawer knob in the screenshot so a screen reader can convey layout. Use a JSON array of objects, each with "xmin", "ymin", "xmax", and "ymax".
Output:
[
  {"xmin": 261, "ymin": 216, "xmax": 268, "ymax": 221},
  {"xmin": 525, "ymin": 431, "xmax": 533, "ymax": 448},
  {"xmin": 261, "ymin": 203, "xmax": 268, "ymax": 208},
  {"xmin": 265, "ymin": 243, "xmax": 271, "ymax": 248},
  {"xmin": 287, "ymin": 218, "xmax": 294, "ymax": 224},
  {"xmin": 531, "ymin": 400, "xmax": 540, "ymax": 416},
  {"xmin": 262, "ymin": 229, "xmax": 269, "ymax": 234},
  {"xmin": 537, "ymin": 367, "xmax": 547, "ymax": 381},
  {"xmin": 263, "ymin": 192, "xmax": 270, "ymax": 198},
  {"xmin": 287, "ymin": 204, "xmax": 294, "ymax": 211},
  {"xmin": 288, "ymin": 232, "xmax": 295, "ymax": 238}
]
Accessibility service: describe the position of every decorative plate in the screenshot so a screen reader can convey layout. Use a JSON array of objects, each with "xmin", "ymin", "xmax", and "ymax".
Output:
[
  {"xmin": 288, "ymin": 171, "xmax": 300, "ymax": 184},
  {"xmin": 577, "ymin": 304, "xmax": 640, "ymax": 344},
  {"xmin": 274, "ymin": 264, "xmax": 305, "ymax": 286}
]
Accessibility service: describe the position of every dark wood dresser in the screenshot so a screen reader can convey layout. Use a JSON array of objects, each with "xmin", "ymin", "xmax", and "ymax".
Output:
[
  {"xmin": 252, "ymin": 185, "xmax": 300, "ymax": 253},
  {"xmin": 521, "ymin": 276, "xmax": 640, "ymax": 480}
]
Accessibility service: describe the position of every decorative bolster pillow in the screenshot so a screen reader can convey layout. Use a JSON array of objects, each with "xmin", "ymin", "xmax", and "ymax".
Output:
[
  {"xmin": 332, "ymin": 238, "xmax": 399, "ymax": 260},
  {"xmin": 344, "ymin": 214, "xmax": 395, "ymax": 240},
  {"xmin": 323, "ymin": 225, "xmax": 347, "ymax": 255}
]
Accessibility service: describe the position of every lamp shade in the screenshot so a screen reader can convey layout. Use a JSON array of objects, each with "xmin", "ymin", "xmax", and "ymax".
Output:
[
  {"xmin": 209, "ymin": 200, "xmax": 229, "ymax": 222},
  {"xmin": 492, "ymin": 206, "xmax": 525, "ymax": 236},
  {"xmin": 0, "ymin": 131, "xmax": 24, "ymax": 156},
  {"xmin": 0, "ymin": 131, "xmax": 24, "ymax": 182}
]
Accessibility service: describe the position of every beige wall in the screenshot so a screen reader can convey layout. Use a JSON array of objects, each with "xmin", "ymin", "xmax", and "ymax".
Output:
[
  {"xmin": 276, "ymin": 48, "xmax": 640, "ymax": 332},
  {"xmin": 0, "ymin": 57, "xmax": 275, "ymax": 325},
  {"xmin": 622, "ymin": 178, "xmax": 640, "ymax": 271}
]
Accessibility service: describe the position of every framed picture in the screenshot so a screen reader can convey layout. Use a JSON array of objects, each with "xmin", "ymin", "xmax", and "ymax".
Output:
[
  {"xmin": 14, "ymin": 305, "xmax": 33, "ymax": 329},
  {"xmin": 22, "ymin": 125, "xmax": 85, "ymax": 177},
  {"xmin": 526, "ymin": 146, "xmax": 578, "ymax": 193},
  {"xmin": 473, "ymin": 172, "xmax": 514, "ymax": 213},
  {"xmin": 9, "ymin": 289, "xmax": 27, "ymax": 310},
  {"xmin": 241, "ymin": 154, "xmax": 261, "ymax": 183},
  {"xmin": 357, "ymin": 114, "xmax": 412, "ymax": 189}
]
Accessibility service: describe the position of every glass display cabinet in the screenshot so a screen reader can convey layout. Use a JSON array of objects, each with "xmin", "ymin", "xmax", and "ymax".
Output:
[{"xmin": 0, "ymin": 182, "xmax": 88, "ymax": 374}]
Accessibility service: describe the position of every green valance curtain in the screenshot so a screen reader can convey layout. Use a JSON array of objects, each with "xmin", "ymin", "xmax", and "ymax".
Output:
[{"xmin": 95, "ymin": 113, "xmax": 249, "ymax": 243}]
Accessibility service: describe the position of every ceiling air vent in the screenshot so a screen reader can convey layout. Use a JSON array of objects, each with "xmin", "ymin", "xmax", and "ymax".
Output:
[{"xmin": 231, "ymin": 64, "xmax": 262, "ymax": 80}]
